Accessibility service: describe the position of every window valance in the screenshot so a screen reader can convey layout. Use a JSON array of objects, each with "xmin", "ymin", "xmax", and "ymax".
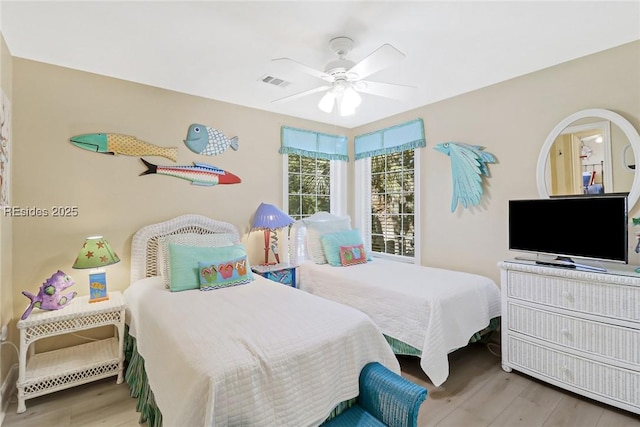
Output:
[
  {"xmin": 280, "ymin": 126, "xmax": 349, "ymax": 161},
  {"xmin": 354, "ymin": 118, "xmax": 426, "ymax": 160}
]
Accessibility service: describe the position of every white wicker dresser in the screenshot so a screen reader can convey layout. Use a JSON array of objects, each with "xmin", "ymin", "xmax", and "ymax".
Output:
[
  {"xmin": 16, "ymin": 292, "xmax": 125, "ymax": 413},
  {"xmin": 500, "ymin": 260, "xmax": 640, "ymax": 415}
]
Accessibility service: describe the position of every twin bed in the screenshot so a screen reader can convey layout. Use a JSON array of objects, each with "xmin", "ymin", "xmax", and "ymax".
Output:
[
  {"xmin": 123, "ymin": 214, "xmax": 399, "ymax": 426},
  {"xmin": 290, "ymin": 212, "xmax": 502, "ymax": 387},
  {"xmin": 123, "ymin": 213, "xmax": 501, "ymax": 426}
]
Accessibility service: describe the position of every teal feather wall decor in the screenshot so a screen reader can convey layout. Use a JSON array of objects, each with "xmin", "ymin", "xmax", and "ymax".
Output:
[{"xmin": 434, "ymin": 142, "xmax": 497, "ymax": 212}]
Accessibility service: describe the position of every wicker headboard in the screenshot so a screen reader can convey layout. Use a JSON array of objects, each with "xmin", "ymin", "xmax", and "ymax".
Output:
[
  {"xmin": 289, "ymin": 212, "xmax": 349, "ymax": 265},
  {"xmin": 130, "ymin": 214, "xmax": 241, "ymax": 283}
]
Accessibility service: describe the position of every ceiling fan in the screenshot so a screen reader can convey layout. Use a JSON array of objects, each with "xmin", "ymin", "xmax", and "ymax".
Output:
[{"xmin": 272, "ymin": 36, "xmax": 414, "ymax": 116}]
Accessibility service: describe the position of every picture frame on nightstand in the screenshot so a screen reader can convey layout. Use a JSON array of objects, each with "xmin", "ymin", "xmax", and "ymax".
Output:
[{"xmin": 89, "ymin": 272, "xmax": 109, "ymax": 302}]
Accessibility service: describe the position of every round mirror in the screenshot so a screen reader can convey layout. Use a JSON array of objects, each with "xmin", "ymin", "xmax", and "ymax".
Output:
[{"xmin": 536, "ymin": 109, "xmax": 640, "ymax": 211}]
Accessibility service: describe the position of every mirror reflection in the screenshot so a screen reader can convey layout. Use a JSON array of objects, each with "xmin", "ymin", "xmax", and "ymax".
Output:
[
  {"xmin": 623, "ymin": 144, "xmax": 636, "ymax": 171},
  {"xmin": 545, "ymin": 118, "xmax": 633, "ymax": 196},
  {"xmin": 537, "ymin": 108, "xmax": 640, "ymax": 212}
]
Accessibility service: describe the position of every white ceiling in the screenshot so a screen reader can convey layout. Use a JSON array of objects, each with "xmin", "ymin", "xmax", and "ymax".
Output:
[{"xmin": 2, "ymin": 1, "xmax": 639, "ymax": 128}]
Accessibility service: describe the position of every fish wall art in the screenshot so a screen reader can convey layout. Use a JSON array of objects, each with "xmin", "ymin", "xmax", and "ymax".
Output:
[
  {"xmin": 139, "ymin": 158, "xmax": 241, "ymax": 186},
  {"xmin": 434, "ymin": 142, "xmax": 497, "ymax": 212},
  {"xmin": 70, "ymin": 133, "xmax": 178, "ymax": 162},
  {"xmin": 184, "ymin": 123, "xmax": 238, "ymax": 156}
]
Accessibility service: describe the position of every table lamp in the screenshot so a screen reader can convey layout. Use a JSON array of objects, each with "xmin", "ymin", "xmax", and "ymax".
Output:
[
  {"xmin": 251, "ymin": 203, "xmax": 295, "ymax": 265},
  {"xmin": 72, "ymin": 236, "xmax": 120, "ymax": 302}
]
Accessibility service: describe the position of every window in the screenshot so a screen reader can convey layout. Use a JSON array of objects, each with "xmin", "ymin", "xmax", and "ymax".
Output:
[
  {"xmin": 280, "ymin": 127, "xmax": 347, "ymax": 219},
  {"xmin": 370, "ymin": 149, "xmax": 416, "ymax": 256},
  {"xmin": 354, "ymin": 119, "xmax": 425, "ymax": 263},
  {"xmin": 287, "ymin": 154, "xmax": 331, "ymax": 220}
]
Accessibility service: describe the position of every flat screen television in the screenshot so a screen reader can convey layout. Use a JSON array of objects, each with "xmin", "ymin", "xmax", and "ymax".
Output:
[{"xmin": 509, "ymin": 194, "xmax": 628, "ymax": 266}]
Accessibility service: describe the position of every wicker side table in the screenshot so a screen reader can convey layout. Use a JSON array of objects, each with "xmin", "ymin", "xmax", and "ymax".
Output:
[{"xmin": 16, "ymin": 291, "xmax": 126, "ymax": 413}]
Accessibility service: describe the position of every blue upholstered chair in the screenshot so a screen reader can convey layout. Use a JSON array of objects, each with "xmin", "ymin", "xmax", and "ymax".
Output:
[{"xmin": 323, "ymin": 362, "xmax": 428, "ymax": 427}]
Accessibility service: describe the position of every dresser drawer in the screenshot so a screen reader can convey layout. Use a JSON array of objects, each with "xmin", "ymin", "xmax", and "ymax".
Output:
[
  {"xmin": 506, "ymin": 335, "xmax": 640, "ymax": 410},
  {"xmin": 507, "ymin": 302, "xmax": 640, "ymax": 365},
  {"xmin": 507, "ymin": 271, "xmax": 640, "ymax": 322}
]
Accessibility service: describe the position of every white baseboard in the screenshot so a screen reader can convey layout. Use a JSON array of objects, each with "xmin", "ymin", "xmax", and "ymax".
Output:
[{"xmin": 0, "ymin": 364, "xmax": 18, "ymax": 426}]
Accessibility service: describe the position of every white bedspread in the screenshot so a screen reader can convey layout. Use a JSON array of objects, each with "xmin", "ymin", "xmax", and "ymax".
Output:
[
  {"xmin": 124, "ymin": 276, "xmax": 399, "ymax": 427},
  {"xmin": 298, "ymin": 259, "xmax": 501, "ymax": 386}
]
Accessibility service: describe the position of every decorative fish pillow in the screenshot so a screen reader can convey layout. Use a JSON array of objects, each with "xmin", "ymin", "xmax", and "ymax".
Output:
[{"xmin": 184, "ymin": 124, "xmax": 238, "ymax": 156}]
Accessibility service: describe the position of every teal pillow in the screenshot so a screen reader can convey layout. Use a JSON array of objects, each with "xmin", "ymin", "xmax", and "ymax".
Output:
[
  {"xmin": 168, "ymin": 243, "xmax": 251, "ymax": 292},
  {"xmin": 320, "ymin": 229, "xmax": 371, "ymax": 267},
  {"xmin": 198, "ymin": 255, "xmax": 254, "ymax": 291}
]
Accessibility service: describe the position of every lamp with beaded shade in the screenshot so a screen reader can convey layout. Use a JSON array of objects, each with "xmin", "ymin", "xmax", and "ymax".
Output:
[{"xmin": 72, "ymin": 236, "xmax": 120, "ymax": 302}]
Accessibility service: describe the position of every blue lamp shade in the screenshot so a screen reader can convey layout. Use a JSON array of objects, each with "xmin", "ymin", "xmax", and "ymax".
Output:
[
  {"xmin": 251, "ymin": 203, "xmax": 294, "ymax": 231},
  {"xmin": 251, "ymin": 203, "xmax": 294, "ymax": 265}
]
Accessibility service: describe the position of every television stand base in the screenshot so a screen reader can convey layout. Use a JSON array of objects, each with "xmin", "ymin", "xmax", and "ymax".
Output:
[
  {"xmin": 535, "ymin": 260, "xmax": 576, "ymax": 269},
  {"xmin": 514, "ymin": 256, "xmax": 607, "ymax": 273},
  {"xmin": 534, "ymin": 260, "xmax": 607, "ymax": 273}
]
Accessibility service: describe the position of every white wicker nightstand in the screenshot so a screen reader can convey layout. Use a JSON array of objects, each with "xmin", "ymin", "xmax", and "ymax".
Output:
[{"xmin": 16, "ymin": 291, "xmax": 126, "ymax": 413}]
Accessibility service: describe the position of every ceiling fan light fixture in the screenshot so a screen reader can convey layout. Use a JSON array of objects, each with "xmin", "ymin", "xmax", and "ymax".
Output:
[
  {"xmin": 343, "ymin": 86, "xmax": 362, "ymax": 108},
  {"xmin": 272, "ymin": 36, "xmax": 411, "ymax": 117},
  {"xmin": 337, "ymin": 85, "xmax": 361, "ymax": 116},
  {"xmin": 318, "ymin": 91, "xmax": 336, "ymax": 113}
]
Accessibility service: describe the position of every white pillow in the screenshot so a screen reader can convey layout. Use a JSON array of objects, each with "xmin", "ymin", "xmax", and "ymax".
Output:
[
  {"xmin": 302, "ymin": 213, "xmax": 351, "ymax": 264},
  {"xmin": 157, "ymin": 233, "xmax": 235, "ymax": 288}
]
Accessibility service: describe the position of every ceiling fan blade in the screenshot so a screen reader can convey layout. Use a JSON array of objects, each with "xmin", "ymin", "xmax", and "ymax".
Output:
[
  {"xmin": 271, "ymin": 85, "xmax": 332, "ymax": 104},
  {"xmin": 355, "ymin": 80, "xmax": 415, "ymax": 100},
  {"xmin": 272, "ymin": 58, "xmax": 334, "ymax": 83},
  {"xmin": 348, "ymin": 44, "xmax": 405, "ymax": 80}
]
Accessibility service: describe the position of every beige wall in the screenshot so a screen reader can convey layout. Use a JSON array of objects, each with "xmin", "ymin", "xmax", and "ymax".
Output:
[
  {"xmin": 10, "ymin": 58, "xmax": 345, "ymax": 321},
  {"xmin": 0, "ymin": 31, "xmax": 15, "ymax": 403},
  {"xmin": 8, "ymin": 40, "xmax": 640, "ymax": 328},
  {"xmin": 352, "ymin": 40, "xmax": 640, "ymax": 279}
]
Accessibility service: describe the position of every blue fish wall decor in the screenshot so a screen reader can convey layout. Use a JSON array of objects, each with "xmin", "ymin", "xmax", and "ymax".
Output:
[
  {"xmin": 434, "ymin": 142, "xmax": 497, "ymax": 212},
  {"xmin": 184, "ymin": 124, "xmax": 238, "ymax": 156}
]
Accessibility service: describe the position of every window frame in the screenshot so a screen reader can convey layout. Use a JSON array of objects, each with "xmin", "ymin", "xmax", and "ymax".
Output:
[
  {"xmin": 282, "ymin": 154, "xmax": 347, "ymax": 219},
  {"xmin": 355, "ymin": 148, "xmax": 421, "ymax": 264}
]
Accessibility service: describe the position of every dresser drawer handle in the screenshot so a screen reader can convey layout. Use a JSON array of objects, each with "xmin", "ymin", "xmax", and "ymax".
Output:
[
  {"xmin": 560, "ymin": 328, "xmax": 570, "ymax": 336},
  {"xmin": 561, "ymin": 291, "xmax": 573, "ymax": 300}
]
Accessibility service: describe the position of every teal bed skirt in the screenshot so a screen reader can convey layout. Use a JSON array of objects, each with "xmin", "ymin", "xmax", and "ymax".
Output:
[
  {"xmin": 384, "ymin": 316, "xmax": 501, "ymax": 356},
  {"xmin": 124, "ymin": 331, "xmax": 163, "ymax": 427}
]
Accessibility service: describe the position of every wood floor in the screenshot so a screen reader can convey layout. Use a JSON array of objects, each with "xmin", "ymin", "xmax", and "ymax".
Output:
[{"xmin": 3, "ymin": 343, "xmax": 639, "ymax": 427}]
